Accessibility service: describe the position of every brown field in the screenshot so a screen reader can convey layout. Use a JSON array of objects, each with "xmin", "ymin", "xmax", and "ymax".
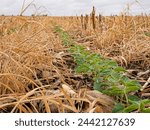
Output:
[{"xmin": 0, "ymin": 14, "xmax": 150, "ymax": 113}]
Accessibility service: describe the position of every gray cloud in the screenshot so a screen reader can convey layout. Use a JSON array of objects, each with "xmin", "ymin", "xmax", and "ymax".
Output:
[{"xmin": 0, "ymin": 0, "xmax": 149, "ymax": 16}]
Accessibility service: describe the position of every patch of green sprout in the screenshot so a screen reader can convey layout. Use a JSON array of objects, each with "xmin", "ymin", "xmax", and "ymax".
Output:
[{"xmin": 55, "ymin": 26, "xmax": 150, "ymax": 113}]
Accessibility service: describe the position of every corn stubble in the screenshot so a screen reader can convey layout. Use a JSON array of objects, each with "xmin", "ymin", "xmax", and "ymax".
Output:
[{"xmin": 0, "ymin": 9, "xmax": 149, "ymax": 113}]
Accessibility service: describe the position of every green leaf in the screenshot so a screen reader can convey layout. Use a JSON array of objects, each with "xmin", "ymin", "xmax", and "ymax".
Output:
[
  {"xmin": 102, "ymin": 86, "xmax": 124, "ymax": 95},
  {"xmin": 99, "ymin": 68, "xmax": 111, "ymax": 75},
  {"xmin": 112, "ymin": 103, "xmax": 125, "ymax": 113},
  {"xmin": 54, "ymin": 26, "xmax": 62, "ymax": 32},
  {"xmin": 123, "ymin": 104, "xmax": 138, "ymax": 113},
  {"xmin": 75, "ymin": 65, "xmax": 89, "ymax": 73},
  {"xmin": 141, "ymin": 99, "xmax": 150, "ymax": 105},
  {"xmin": 128, "ymin": 95, "xmax": 140, "ymax": 101},
  {"xmin": 145, "ymin": 32, "xmax": 150, "ymax": 37},
  {"xmin": 124, "ymin": 80, "xmax": 141, "ymax": 87},
  {"xmin": 142, "ymin": 108, "xmax": 150, "ymax": 113},
  {"xmin": 107, "ymin": 76, "xmax": 121, "ymax": 84},
  {"xmin": 93, "ymin": 82, "xmax": 101, "ymax": 91},
  {"xmin": 114, "ymin": 66, "xmax": 126, "ymax": 72},
  {"xmin": 105, "ymin": 59, "xmax": 118, "ymax": 67},
  {"xmin": 110, "ymin": 71, "xmax": 123, "ymax": 81},
  {"xmin": 123, "ymin": 80, "xmax": 140, "ymax": 93},
  {"xmin": 126, "ymin": 85, "xmax": 140, "ymax": 93},
  {"xmin": 139, "ymin": 99, "xmax": 150, "ymax": 111}
]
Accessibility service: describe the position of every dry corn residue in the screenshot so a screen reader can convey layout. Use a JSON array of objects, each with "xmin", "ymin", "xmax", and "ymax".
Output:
[{"xmin": 0, "ymin": 13, "xmax": 150, "ymax": 113}]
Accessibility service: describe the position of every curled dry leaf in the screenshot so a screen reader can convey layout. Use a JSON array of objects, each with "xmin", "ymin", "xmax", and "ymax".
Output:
[
  {"xmin": 54, "ymin": 52, "xmax": 64, "ymax": 59},
  {"xmin": 86, "ymin": 90, "xmax": 115, "ymax": 112},
  {"xmin": 75, "ymin": 89, "xmax": 115, "ymax": 113},
  {"xmin": 89, "ymin": 106, "xmax": 104, "ymax": 113},
  {"xmin": 62, "ymin": 84, "xmax": 77, "ymax": 97}
]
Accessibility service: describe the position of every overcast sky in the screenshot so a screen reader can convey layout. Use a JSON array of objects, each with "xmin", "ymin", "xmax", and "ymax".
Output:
[{"xmin": 0, "ymin": 0, "xmax": 150, "ymax": 16}]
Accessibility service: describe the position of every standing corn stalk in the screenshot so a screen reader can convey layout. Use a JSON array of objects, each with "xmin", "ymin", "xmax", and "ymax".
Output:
[
  {"xmin": 84, "ymin": 14, "xmax": 89, "ymax": 30},
  {"xmin": 91, "ymin": 6, "xmax": 96, "ymax": 30},
  {"xmin": 145, "ymin": 13, "xmax": 149, "ymax": 28},
  {"xmin": 81, "ymin": 14, "xmax": 84, "ymax": 29},
  {"xmin": 98, "ymin": 14, "xmax": 103, "ymax": 32}
]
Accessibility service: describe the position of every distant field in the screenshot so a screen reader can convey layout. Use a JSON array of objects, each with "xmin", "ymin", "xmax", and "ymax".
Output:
[{"xmin": 0, "ymin": 14, "xmax": 150, "ymax": 113}]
